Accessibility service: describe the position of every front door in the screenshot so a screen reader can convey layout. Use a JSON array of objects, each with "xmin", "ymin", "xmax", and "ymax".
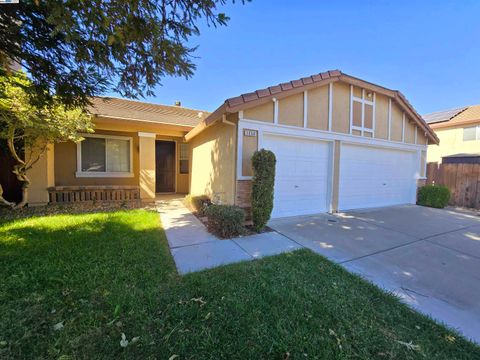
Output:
[{"xmin": 155, "ymin": 141, "xmax": 175, "ymax": 193}]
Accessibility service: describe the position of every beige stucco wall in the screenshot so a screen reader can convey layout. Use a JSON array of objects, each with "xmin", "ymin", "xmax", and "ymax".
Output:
[
  {"xmin": 189, "ymin": 115, "xmax": 237, "ymax": 204},
  {"xmin": 54, "ymin": 129, "xmax": 140, "ymax": 187},
  {"xmin": 138, "ymin": 134, "xmax": 156, "ymax": 200},
  {"xmin": 307, "ymin": 85, "xmax": 329, "ymax": 130},
  {"xmin": 375, "ymin": 94, "xmax": 389, "ymax": 140},
  {"xmin": 331, "ymin": 82, "xmax": 350, "ymax": 133},
  {"xmin": 244, "ymin": 102, "xmax": 274, "ymax": 122},
  {"xmin": 26, "ymin": 144, "xmax": 55, "ymax": 205},
  {"xmin": 427, "ymin": 126, "xmax": 480, "ymax": 163},
  {"xmin": 278, "ymin": 92, "xmax": 303, "ymax": 127},
  {"xmin": 241, "ymin": 129, "xmax": 258, "ymax": 177},
  {"xmin": 418, "ymin": 131, "xmax": 428, "ymax": 146},
  {"xmin": 391, "ymin": 103, "xmax": 403, "ymax": 142},
  {"xmin": 405, "ymin": 118, "xmax": 416, "ymax": 144}
]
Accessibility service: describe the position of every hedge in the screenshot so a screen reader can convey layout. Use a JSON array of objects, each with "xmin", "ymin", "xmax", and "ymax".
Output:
[
  {"xmin": 251, "ymin": 149, "xmax": 276, "ymax": 232},
  {"xmin": 417, "ymin": 185, "xmax": 451, "ymax": 209},
  {"xmin": 204, "ymin": 204, "xmax": 245, "ymax": 238}
]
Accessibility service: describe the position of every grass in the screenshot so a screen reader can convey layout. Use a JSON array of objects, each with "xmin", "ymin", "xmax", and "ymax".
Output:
[{"xmin": 0, "ymin": 210, "xmax": 478, "ymax": 359}]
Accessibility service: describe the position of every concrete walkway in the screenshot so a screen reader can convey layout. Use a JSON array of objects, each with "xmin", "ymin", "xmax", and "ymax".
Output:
[{"xmin": 156, "ymin": 196, "xmax": 301, "ymax": 274}]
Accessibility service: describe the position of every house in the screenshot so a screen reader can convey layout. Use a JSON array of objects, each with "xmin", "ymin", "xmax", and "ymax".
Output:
[
  {"xmin": 27, "ymin": 97, "xmax": 207, "ymax": 204},
  {"xmin": 27, "ymin": 70, "xmax": 438, "ymax": 218},
  {"xmin": 423, "ymin": 105, "xmax": 480, "ymax": 163}
]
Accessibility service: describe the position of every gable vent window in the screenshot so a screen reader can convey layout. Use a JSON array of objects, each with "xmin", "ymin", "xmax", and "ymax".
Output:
[
  {"xmin": 463, "ymin": 125, "xmax": 480, "ymax": 141},
  {"xmin": 350, "ymin": 86, "xmax": 375, "ymax": 137}
]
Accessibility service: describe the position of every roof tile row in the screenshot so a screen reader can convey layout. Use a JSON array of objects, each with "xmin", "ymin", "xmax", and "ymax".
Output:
[{"xmin": 226, "ymin": 70, "xmax": 342, "ymax": 108}]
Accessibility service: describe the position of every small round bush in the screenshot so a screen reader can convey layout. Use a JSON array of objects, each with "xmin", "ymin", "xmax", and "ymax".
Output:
[
  {"xmin": 417, "ymin": 185, "xmax": 451, "ymax": 209},
  {"xmin": 204, "ymin": 204, "xmax": 245, "ymax": 238},
  {"xmin": 251, "ymin": 149, "xmax": 276, "ymax": 232}
]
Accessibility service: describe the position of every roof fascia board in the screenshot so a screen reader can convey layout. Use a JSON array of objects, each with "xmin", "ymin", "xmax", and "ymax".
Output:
[{"xmin": 93, "ymin": 114, "xmax": 196, "ymax": 129}]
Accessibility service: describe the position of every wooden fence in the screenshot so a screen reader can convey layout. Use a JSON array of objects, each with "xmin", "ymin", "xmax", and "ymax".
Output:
[{"xmin": 426, "ymin": 162, "xmax": 480, "ymax": 209}]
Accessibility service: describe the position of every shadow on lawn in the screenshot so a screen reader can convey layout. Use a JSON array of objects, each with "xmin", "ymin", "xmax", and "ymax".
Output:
[{"xmin": 0, "ymin": 210, "xmax": 183, "ymax": 358}]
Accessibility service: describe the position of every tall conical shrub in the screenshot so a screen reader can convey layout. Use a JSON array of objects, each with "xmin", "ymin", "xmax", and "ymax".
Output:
[{"xmin": 251, "ymin": 149, "xmax": 276, "ymax": 232}]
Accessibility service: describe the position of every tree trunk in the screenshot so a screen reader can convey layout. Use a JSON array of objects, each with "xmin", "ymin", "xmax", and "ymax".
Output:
[
  {"xmin": 0, "ymin": 184, "xmax": 15, "ymax": 208},
  {"xmin": 12, "ymin": 164, "xmax": 30, "ymax": 208},
  {"xmin": 15, "ymin": 181, "xmax": 29, "ymax": 208}
]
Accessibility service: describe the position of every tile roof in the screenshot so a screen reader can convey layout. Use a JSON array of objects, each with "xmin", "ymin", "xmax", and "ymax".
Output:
[
  {"xmin": 87, "ymin": 97, "xmax": 208, "ymax": 127},
  {"xmin": 426, "ymin": 105, "xmax": 480, "ymax": 129},
  {"xmin": 225, "ymin": 70, "xmax": 343, "ymax": 108},
  {"xmin": 185, "ymin": 69, "xmax": 438, "ymax": 144},
  {"xmin": 450, "ymin": 105, "xmax": 480, "ymax": 123},
  {"xmin": 423, "ymin": 107, "xmax": 468, "ymax": 124}
]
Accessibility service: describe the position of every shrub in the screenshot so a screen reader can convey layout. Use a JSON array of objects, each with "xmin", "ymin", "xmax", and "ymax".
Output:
[
  {"xmin": 184, "ymin": 194, "xmax": 211, "ymax": 216},
  {"xmin": 204, "ymin": 204, "xmax": 246, "ymax": 238},
  {"xmin": 251, "ymin": 149, "xmax": 276, "ymax": 232},
  {"xmin": 417, "ymin": 185, "xmax": 451, "ymax": 209}
]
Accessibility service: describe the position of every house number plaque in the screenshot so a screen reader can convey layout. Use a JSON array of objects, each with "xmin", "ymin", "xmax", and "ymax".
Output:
[{"xmin": 244, "ymin": 129, "xmax": 257, "ymax": 137}]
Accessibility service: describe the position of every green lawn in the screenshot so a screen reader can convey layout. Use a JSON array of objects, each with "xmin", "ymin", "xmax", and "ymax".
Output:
[{"xmin": 0, "ymin": 210, "xmax": 478, "ymax": 359}]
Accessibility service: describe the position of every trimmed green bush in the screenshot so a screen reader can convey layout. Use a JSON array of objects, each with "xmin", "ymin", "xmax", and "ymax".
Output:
[
  {"xmin": 251, "ymin": 149, "xmax": 276, "ymax": 232},
  {"xmin": 184, "ymin": 194, "xmax": 211, "ymax": 216},
  {"xmin": 417, "ymin": 185, "xmax": 451, "ymax": 208},
  {"xmin": 205, "ymin": 204, "xmax": 246, "ymax": 238}
]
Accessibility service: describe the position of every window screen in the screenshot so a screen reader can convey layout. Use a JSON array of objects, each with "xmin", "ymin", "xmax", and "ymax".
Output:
[
  {"xmin": 179, "ymin": 143, "xmax": 189, "ymax": 174},
  {"xmin": 81, "ymin": 137, "xmax": 106, "ymax": 172},
  {"xmin": 80, "ymin": 136, "xmax": 131, "ymax": 173},
  {"xmin": 463, "ymin": 126, "xmax": 477, "ymax": 141}
]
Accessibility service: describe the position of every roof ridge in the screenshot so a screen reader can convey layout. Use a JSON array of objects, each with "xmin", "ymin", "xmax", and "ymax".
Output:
[{"xmin": 93, "ymin": 96, "xmax": 209, "ymax": 114}]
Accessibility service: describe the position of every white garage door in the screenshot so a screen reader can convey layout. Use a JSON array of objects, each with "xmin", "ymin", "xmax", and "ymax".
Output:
[
  {"xmin": 339, "ymin": 144, "xmax": 418, "ymax": 210},
  {"xmin": 262, "ymin": 135, "xmax": 331, "ymax": 218}
]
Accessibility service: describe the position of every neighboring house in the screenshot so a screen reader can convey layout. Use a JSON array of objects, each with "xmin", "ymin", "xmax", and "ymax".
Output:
[
  {"xmin": 424, "ymin": 105, "xmax": 480, "ymax": 163},
  {"xmin": 28, "ymin": 70, "xmax": 438, "ymax": 218}
]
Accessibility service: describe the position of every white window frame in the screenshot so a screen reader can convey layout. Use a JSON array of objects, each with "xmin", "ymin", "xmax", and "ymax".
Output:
[
  {"xmin": 76, "ymin": 133, "xmax": 134, "ymax": 178},
  {"xmin": 179, "ymin": 143, "xmax": 189, "ymax": 174},
  {"xmin": 350, "ymin": 86, "xmax": 375, "ymax": 137},
  {"xmin": 463, "ymin": 125, "xmax": 480, "ymax": 141}
]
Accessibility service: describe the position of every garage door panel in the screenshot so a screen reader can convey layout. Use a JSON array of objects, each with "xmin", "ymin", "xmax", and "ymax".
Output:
[
  {"xmin": 262, "ymin": 135, "xmax": 331, "ymax": 218},
  {"xmin": 339, "ymin": 144, "xmax": 417, "ymax": 210}
]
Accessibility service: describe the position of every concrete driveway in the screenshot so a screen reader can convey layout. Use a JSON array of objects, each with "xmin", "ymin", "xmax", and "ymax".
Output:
[{"xmin": 269, "ymin": 205, "xmax": 480, "ymax": 343}]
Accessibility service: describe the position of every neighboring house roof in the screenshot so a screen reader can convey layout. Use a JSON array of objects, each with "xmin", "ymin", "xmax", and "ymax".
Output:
[
  {"xmin": 426, "ymin": 105, "xmax": 480, "ymax": 130},
  {"xmin": 185, "ymin": 70, "xmax": 439, "ymax": 144},
  {"xmin": 423, "ymin": 107, "xmax": 468, "ymax": 124},
  {"xmin": 88, "ymin": 97, "xmax": 208, "ymax": 128},
  {"xmin": 442, "ymin": 153, "xmax": 480, "ymax": 164}
]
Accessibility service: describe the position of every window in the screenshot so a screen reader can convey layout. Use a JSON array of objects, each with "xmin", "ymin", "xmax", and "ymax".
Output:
[
  {"xmin": 77, "ymin": 135, "xmax": 133, "ymax": 177},
  {"xmin": 351, "ymin": 86, "xmax": 375, "ymax": 137},
  {"xmin": 179, "ymin": 143, "xmax": 189, "ymax": 174},
  {"xmin": 463, "ymin": 126, "xmax": 479, "ymax": 141}
]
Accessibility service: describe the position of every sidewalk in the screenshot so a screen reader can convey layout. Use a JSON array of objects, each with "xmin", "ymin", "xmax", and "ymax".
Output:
[{"xmin": 156, "ymin": 195, "xmax": 302, "ymax": 274}]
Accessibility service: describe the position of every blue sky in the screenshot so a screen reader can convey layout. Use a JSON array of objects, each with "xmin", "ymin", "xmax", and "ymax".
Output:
[{"xmin": 109, "ymin": 0, "xmax": 480, "ymax": 115}]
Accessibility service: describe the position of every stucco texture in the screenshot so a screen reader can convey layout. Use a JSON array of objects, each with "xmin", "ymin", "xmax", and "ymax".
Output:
[
  {"xmin": 427, "ymin": 126, "xmax": 480, "ymax": 163},
  {"xmin": 189, "ymin": 116, "xmax": 237, "ymax": 204}
]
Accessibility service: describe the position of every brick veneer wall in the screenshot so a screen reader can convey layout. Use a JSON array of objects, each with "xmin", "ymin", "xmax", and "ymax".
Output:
[{"xmin": 236, "ymin": 179, "xmax": 252, "ymax": 208}]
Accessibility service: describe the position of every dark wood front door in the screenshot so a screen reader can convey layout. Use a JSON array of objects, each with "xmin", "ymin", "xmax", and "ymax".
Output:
[{"xmin": 155, "ymin": 141, "xmax": 175, "ymax": 193}]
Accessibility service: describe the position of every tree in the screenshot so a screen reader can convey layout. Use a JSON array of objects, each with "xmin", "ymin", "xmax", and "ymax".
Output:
[
  {"xmin": 0, "ymin": 0, "xmax": 241, "ymax": 107},
  {"xmin": 0, "ymin": 71, "xmax": 92, "ymax": 207}
]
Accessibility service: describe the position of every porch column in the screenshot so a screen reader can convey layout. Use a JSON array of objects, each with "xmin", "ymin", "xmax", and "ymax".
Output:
[
  {"xmin": 138, "ymin": 132, "xmax": 156, "ymax": 201},
  {"xmin": 26, "ymin": 144, "xmax": 55, "ymax": 206}
]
